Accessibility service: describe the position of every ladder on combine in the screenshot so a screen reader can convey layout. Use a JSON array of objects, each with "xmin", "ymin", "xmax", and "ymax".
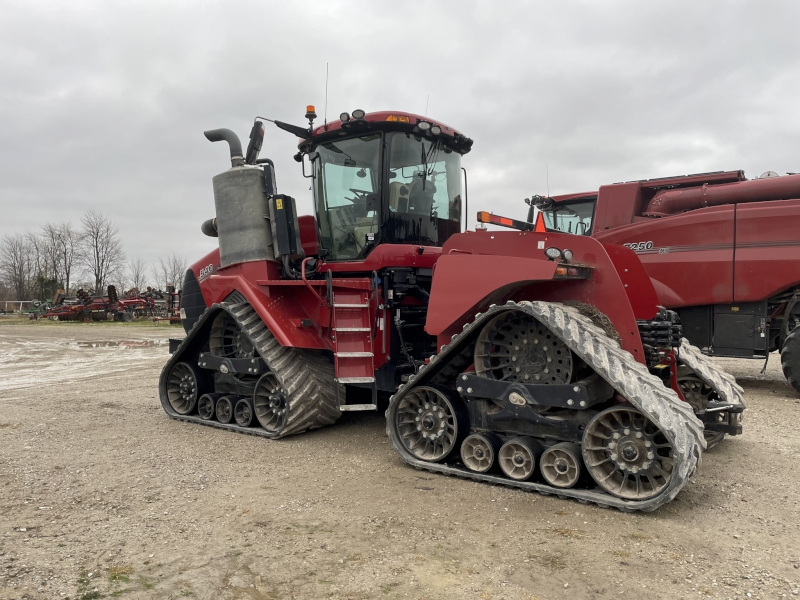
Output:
[{"xmin": 331, "ymin": 289, "xmax": 377, "ymax": 411}]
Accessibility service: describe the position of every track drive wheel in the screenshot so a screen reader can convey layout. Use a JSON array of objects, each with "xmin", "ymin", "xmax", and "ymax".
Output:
[
  {"xmin": 582, "ymin": 406, "xmax": 675, "ymax": 500},
  {"xmin": 781, "ymin": 327, "xmax": 800, "ymax": 394},
  {"xmin": 391, "ymin": 386, "xmax": 467, "ymax": 462},
  {"xmin": 166, "ymin": 362, "xmax": 203, "ymax": 415},
  {"xmin": 474, "ymin": 311, "xmax": 573, "ymax": 384}
]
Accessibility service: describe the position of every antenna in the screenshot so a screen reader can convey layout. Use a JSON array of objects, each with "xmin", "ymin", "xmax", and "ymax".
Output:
[
  {"xmin": 324, "ymin": 63, "xmax": 329, "ymax": 130},
  {"xmin": 546, "ymin": 164, "xmax": 550, "ymax": 197},
  {"xmin": 425, "ymin": 94, "xmax": 429, "ymax": 116}
]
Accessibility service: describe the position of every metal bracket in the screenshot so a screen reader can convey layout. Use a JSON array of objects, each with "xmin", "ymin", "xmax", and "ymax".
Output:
[
  {"xmin": 455, "ymin": 373, "xmax": 612, "ymax": 409},
  {"xmin": 197, "ymin": 352, "xmax": 267, "ymax": 375}
]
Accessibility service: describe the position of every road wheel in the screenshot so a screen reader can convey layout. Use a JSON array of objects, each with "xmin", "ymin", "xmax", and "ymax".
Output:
[{"xmin": 781, "ymin": 327, "xmax": 800, "ymax": 394}]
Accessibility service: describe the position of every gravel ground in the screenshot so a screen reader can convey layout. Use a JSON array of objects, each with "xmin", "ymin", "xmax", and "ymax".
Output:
[{"xmin": 1, "ymin": 321, "xmax": 799, "ymax": 600}]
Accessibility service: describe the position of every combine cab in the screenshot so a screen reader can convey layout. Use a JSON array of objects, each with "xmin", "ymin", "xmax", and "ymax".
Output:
[
  {"xmin": 536, "ymin": 170, "xmax": 800, "ymax": 395},
  {"xmin": 160, "ymin": 108, "xmax": 743, "ymax": 511}
]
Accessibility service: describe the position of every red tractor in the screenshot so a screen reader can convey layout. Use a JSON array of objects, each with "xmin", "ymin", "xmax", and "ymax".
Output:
[
  {"xmin": 160, "ymin": 109, "xmax": 744, "ymax": 511},
  {"xmin": 534, "ymin": 170, "xmax": 800, "ymax": 393}
]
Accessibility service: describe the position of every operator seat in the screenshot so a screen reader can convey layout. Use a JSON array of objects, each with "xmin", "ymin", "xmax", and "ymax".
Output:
[{"xmin": 406, "ymin": 178, "xmax": 436, "ymax": 216}]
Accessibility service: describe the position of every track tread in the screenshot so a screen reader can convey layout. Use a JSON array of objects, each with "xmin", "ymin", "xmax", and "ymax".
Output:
[{"xmin": 678, "ymin": 338, "xmax": 746, "ymax": 407}]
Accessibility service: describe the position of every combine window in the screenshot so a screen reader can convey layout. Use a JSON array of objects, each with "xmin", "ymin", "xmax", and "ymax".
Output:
[{"xmin": 541, "ymin": 199, "xmax": 596, "ymax": 236}]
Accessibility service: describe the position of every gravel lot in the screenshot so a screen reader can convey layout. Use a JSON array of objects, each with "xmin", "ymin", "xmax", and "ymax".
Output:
[{"xmin": 1, "ymin": 321, "xmax": 799, "ymax": 600}]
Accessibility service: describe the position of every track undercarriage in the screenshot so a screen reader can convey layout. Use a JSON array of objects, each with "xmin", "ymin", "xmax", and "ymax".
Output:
[{"xmin": 385, "ymin": 301, "xmax": 708, "ymax": 512}]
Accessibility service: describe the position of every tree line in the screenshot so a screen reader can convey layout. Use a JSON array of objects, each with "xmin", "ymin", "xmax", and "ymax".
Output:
[{"xmin": 0, "ymin": 208, "xmax": 188, "ymax": 302}]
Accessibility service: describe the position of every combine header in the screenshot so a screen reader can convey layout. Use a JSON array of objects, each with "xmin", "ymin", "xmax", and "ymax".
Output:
[{"xmin": 160, "ymin": 107, "xmax": 744, "ymax": 511}]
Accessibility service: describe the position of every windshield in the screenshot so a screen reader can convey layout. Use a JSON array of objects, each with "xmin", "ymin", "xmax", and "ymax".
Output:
[
  {"xmin": 314, "ymin": 133, "xmax": 382, "ymax": 260},
  {"xmin": 383, "ymin": 132, "xmax": 462, "ymax": 246},
  {"xmin": 540, "ymin": 199, "xmax": 596, "ymax": 236}
]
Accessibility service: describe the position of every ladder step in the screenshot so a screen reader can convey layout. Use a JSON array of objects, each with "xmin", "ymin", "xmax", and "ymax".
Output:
[
  {"xmin": 339, "ymin": 404, "xmax": 378, "ymax": 412},
  {"xmin": 336, "ymin": 377, "xmax": 375, "ymax": 384},
  {"xmin": 334, "ymin": 327, "xmax": 371, "ymax": 332},
  {"xmin": 335, "ymin": 352, "xmax": 374, "ymax": 357},
  {"xmin": 333, "ymin": 303, "xmax": 369, "ymax": 308}
]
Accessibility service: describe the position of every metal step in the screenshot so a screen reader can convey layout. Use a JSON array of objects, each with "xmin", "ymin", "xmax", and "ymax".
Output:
[
  {"xmin": 334, "ymin": 352, "xmax": 374, "ymax": 357},
  {"xmin": 336, "ymin": 377, "xmax": 376, "ymax": 384},
  {"xmin": 339, "ymin": 404, "xmax": 378, "ymax": 412},
  {"xmin": 333, "ymin": 327, "xmax": 371, "ymax": 332},
  {"xmin": 333, "ymin": 303, "xmax": 369, "ymax": 308}
]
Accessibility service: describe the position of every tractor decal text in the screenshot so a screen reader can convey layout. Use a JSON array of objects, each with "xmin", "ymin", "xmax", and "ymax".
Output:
[
  {"xmin": 623, "ymin": 241, "xmax": 654, "ymax": 252},
  {"xmin": 198, "ymin": 263, "xmax": 217, "ymax": 282}
]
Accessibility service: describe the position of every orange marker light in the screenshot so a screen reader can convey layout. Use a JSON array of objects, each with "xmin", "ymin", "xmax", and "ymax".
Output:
[
  {"xmin": 307, "ymin": 105, "xmax": 316, "ymax": 113},
  {"xmin": 386, "ymin": 115, "xmax": 410, "ymax": 123}
]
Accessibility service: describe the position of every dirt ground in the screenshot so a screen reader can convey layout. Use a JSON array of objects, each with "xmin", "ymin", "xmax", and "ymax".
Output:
[{"xmin": 1, "ymin": 320, "xmax": 799, "ymax": 600}]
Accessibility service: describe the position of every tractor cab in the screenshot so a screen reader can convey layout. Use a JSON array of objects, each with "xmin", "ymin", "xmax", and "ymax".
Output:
[{"xmin": 299, "ymin": 110, "xmax": 473, "ymax": 261}]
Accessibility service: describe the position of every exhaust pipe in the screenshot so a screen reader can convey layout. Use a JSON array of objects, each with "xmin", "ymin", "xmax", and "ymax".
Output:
[{"xmin": 204, "ymin": 128, "xmax": 244, "ymax": 167}]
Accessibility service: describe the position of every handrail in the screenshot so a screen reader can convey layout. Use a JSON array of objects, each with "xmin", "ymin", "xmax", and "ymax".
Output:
[{"xmin": 301, "ymin": 257, "xmax": 325, "ymax": 304}]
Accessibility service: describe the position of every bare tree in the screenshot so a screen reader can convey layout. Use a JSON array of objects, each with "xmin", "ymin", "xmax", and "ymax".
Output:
[
  {"xmin": 0, "ymin": 234, "xmax": 34, "ymax": 300},
  {"xmin": 154, "ymin": 253, "xmax": 188, "ymax": 291},
  {"xmin": 53, "ymin": 222, "xmax": 77, "ymax": 294},
  {"xmin": 78, "ymin": 209, "xmax": 125, "ymax": 293},
  {"xmin": 128, "ymin": 257, "xmax": 148, "ymax": 292}
]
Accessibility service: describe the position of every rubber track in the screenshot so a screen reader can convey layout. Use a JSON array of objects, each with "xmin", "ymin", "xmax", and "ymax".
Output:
[
  {"xmin": 386, "ymin": 301, "xmax": 706, "ymax": 512},
  {"xmin": 159, "ymin": 302, "xmax": 341, "ymax": 438},
  {"xmin": 678, "ymin": 338, "xmax": 746, "ymax": 408}
]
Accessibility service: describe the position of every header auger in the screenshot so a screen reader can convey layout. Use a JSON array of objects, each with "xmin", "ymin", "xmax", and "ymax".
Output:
[{"xmin": 160, "ymin": 107, "xmax": 744, "ymax": 511}]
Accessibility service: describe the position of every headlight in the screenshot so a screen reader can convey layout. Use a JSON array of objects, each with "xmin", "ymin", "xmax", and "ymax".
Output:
[
  {"xmin": 562, "ymin": 249, "xmax": 574, "ymax": 262},
  {"xmin": 430, "ymin": 125, "xmax": 441, "ymax": 135},
  {"xmin": 352, "ymin": 109, "xmax": 366, "ymax": 119},
  {"xmin": 545, "ymin": 247, "xmax": 562, "ymax": 260},
  {"xmin": 417, "ymin": 121, "xmax": 431, "ymax": 131},
  {"xmin": 340, "ymin": 112, "xmax": 350, "ymax": 122}
]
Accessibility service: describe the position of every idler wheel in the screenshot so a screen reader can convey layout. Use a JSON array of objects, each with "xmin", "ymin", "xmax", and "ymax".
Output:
[
  {"xmin": 474, "ymin": 311, "xmax": 573, "ymax": 384},
  {"xmin": 582, "ymin": 406, "xmax": 674, "ymax": 500},
  {"xmin": 215, "ymin": 396, "xmax": 235, "ymax": 424},
  {"xmin": 198, "ymin": 393, "xmax": 222, "ymax": 420},
  {"xmin": 166, "ymin": 361, "xmax": 202, "ymax": 415},
  {"xmin": 394, "ymin": 386, "xmax": 467, "ymax": 462},
  {"xmin": 253, "ymin": 373, "xmax": 288, "ymax": 434},
  {"xmin": 234, "ymin": 398, "xmax": 254, "ymax": 427},
  {"xmin": 540, "ymin": 442, "xmax": 582, "ymax": 488},
  {"xmin": 498, "ymin": 437, "xmax": 541, "ymax": 481},
  {"xmin": 461, "ymin": 432, "xmax": 502, "ymax": 473}
]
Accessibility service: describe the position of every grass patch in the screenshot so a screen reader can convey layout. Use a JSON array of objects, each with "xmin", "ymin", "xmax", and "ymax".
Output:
[
  {"xmin": 381, "ymin": 582, "xmax": 399, "ymax": 594},
  {"xmin": 552, "ymin": 527, "xmax": 582, "ymax": 539},
  {"xmin": 111, "ymin": 589, "xmax": 135, "ymax": 597},
  {"xmin": 107, "ymin": 565, "xmax": 133, "ymax": 582}
]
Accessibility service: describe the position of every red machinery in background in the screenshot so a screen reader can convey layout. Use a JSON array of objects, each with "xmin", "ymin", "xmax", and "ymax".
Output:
[
  {"xmin": 159, "ymin": 108, "xmax": 744, "ymax": 511},
  {"xmin": 534, "ymin": 169, "xmax": 800, "ymax": 392}
]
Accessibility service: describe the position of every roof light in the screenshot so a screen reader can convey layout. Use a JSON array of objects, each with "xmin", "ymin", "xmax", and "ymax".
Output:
[
  {"xmin": 418, "ymin": 121, "xmax": 431, "ymax": 131},
  {"xmin": 352, "ymin": 109, "xmax": 366, "ymax": 119},
  {"xmin": 545, "ymin": 247, "xmax": 562, "ymax": 260},
  {"xmin": 386, "ymin": 115, "xmax": 410, "ymax": 123},
  {"xmin": 340, "ymin": 112, "xmax": 350, "ymax": 122}
]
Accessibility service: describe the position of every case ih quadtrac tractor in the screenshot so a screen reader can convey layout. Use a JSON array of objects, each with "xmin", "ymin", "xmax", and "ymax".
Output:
[
  {"xmin": 160, "ymin": 108, "xmax": 744, "ymax": 511},
  {"xmin": 534, "ymin": 170, "xmax": 800, "ymax": 393}
]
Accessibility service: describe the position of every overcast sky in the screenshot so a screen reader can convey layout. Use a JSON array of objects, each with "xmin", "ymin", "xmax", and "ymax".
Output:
[{"xmin": 2, "ymin": 1, "xmax": 800, "ymax": 275}]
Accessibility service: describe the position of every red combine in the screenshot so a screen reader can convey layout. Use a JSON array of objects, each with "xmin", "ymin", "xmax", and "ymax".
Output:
[
  {"xmin": 535, "ymin": 170, "xmax": 800, "ymax": 393},
  {"xmin": 159, "ymin": 108, "xmax": 744, "ymax": 511}
]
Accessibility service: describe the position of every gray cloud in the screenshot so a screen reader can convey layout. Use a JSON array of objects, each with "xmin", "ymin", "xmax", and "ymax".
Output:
[{"xmin": 2, "ymin": 0, "xmax": 799, "ymax": 270}]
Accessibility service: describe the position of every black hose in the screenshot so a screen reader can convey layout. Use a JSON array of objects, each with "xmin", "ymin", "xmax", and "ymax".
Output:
[{"xmin": 204, "ymin": 128, "xmax": 244, "ymax": 167}]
